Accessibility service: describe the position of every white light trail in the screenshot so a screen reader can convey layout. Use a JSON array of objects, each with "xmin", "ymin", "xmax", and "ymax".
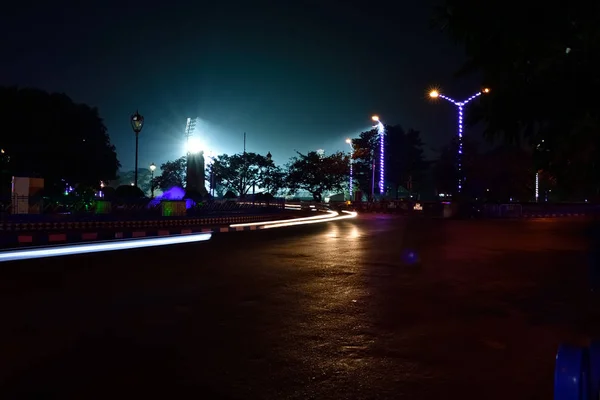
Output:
[
  {"xmin": 263, "ymin": 210, "xmax": 357, "ymax": 229},
  {"xmin": 230, "ymin": 210, "xmax": 339, "ymax": 228},
  {"xmin": 0, "ymin": 233, "xmax": 212, "ymax": 263}
]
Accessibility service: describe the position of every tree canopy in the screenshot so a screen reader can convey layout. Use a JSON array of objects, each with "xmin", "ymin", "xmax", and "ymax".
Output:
[
  {"xmin": 0, "ymin": 86, "xmax": 120, "ymax": 195},
  {"xmin": 434, "ymin": 1, "xmax": 600, "ymax": 198},
  {"xmin": 351, "ymin": 124, "xmax": 428, "ymax": 199},
  {"xmin": 152, "ymin": 156, "xmax": 187, "ymax": 191},
  {"xmin": 212, "ymin": 152, "xmax": 276, "ymax": 197},
  {"xmin": 285, "ymin": 151, "xmax": 349, "ymax": 202}
]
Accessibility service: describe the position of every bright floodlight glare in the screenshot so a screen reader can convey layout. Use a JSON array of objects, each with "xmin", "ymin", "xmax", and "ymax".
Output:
[
  {"xmin": 429, "ymin": 90, "xmax": 440, "ymax": 98},
  {"xmin": 0, "ymin": 233, "xmax": 212, "ymax": 262},
  {"xmin": 187, "ymin": 137, "xmax": 203, "ymax": 154},
  {"xmin": 482, "ymin": 88, "xmax": 491, "ymax": 93},
  {"xmin": 345, "ymin": 138, "xmax": 352, "ymax": 144},
  {"xmin": 371, "ymin": 115, "xmax": 379, "ymax": 122}
]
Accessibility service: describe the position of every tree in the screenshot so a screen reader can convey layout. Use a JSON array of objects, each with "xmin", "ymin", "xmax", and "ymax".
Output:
[
  {"xmin": 152, "ymin": 156, "xmax": 186, "ymax": 191},
  {"xmin": 212, "ymin": 152, "xmax": 274, "ymax": 197},
  {"xmin": 384, "ymin": 125, "xmax": 429, "ymax": 198},
  {"xmin": 433, "ymin": 1, "xmax": 600, "ymax": 199},
  {"xmin": 0, "ymin": 86, "xmax": 120, "ymax": 195},
  {"xmin": 351, "ymin": 124, "xmax": 428, "ymax": 199},
  {"xmin": 285, "ymin": 151, "xmax": 349, "ymax": 202},
  {"xmin": 351, "ymin": 129, "xmax": 379, "ymax": 200},
  {"xmin": 111, "ymin": 168, "xmax": 153, "ymax": 195}
]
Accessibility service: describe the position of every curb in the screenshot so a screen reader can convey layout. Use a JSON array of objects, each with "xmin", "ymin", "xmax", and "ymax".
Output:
[{"xmin": 1, "ymin": 224, "xmax": 269, "ymax": 249}]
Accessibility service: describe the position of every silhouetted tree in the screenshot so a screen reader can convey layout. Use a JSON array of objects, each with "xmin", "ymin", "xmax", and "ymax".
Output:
[
  {"xmin": 285, "ymin": 151, "xmax": 349, "ymax": 202},
  {"xmin": 212, "ymin": 152, "xmax": 275, "ymax": 197},
  {"xmin": 152, "ymin": 156, "xmax": 186, "ymax": 191},
  {"xmin": 0, "ymin": 86, "xmax": 120, "ymax": 195},
  {"xmin": 351, "ymin": 124, "xmax": 428, "ymax": 199}
]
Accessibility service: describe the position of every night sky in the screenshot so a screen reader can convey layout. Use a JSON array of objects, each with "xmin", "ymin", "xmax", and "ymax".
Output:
[{"xmin": 1, "ymin": 0, "xmax": 481, "ymax": 172}]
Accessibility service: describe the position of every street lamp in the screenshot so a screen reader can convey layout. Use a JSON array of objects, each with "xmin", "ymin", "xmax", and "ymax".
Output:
[
  {"xmin": 149, "ymin": 162, "xmax": 156, "ymax": 198},
  {"xmin": 371, "ymin": 115, "xmax": 385, "ymax": 197},
  {"xmin": 428, "ymin": 87, "xmax": 490, "ymax": 194},
  {"xmin": 130, "ymin": 110, "xmax": 144, "ymax": 188},
  {"xmin": 265, "ymin": 151, "xmax": 272, "ymax": 195},
  {"xmin": 345, "ymin": 138, "xmax": 353, "ymax": 201}
]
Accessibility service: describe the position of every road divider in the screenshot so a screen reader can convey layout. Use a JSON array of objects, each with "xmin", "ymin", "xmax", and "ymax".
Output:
[{"xmin": 0, "ymin": 232, "xmax": 213, "ymax": 262}]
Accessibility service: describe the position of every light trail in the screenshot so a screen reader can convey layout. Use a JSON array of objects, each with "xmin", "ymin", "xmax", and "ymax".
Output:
[
  {"xmin": 262, "ymin": 210, "xmax": 357, "ymax": 229},
  {"xmin": 230, "ymin": 210, "xmax": 339, "ymax": 228},
  {"xmin": 0, "ymin": 232, "xmax": 212, "ymax": 262}
]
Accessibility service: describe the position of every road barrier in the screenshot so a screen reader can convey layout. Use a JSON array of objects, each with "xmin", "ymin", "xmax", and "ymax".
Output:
[{"xmin": 555, "ymin": 343, "xmax": 600, "ymax": 399}]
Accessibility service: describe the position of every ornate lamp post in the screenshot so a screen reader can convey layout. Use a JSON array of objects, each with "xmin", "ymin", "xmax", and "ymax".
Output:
[
  {"xmin": 149, "ymin": 162, "xmax": 156, "ymax": 198},
  {"xmin": 130, "ymin": 110, "xmax": 144, "ymax": 187}
]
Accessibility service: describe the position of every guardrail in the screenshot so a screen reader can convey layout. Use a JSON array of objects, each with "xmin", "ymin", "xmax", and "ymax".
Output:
[{"xmin": 0, "ymin": 196, "xmax": 285, "ymax": 223}]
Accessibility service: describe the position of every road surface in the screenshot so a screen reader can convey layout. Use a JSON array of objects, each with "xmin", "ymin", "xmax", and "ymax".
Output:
[{"xmin": 0, "ymin": 215, "xmax": 595, "ymax": 399}]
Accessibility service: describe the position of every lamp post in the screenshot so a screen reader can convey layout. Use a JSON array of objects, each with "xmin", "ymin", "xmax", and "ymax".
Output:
[
  {"xmin": 130, "ymin": 110, "xmax": 144, "ymax": 188},
  {"xmin": 429, "ymin": 88, "xmax": 490, "ymax": 194},
  {"xmin": 149, "ymin": 163, "xmax": 156, "ymax": 198},
  {"xmin": 345, "ymin": 138, "xmax": 353, "ymax": 201},
  {"xmin": 372, "ymin": 115, "xmax": 385, "ymax": 197},
  {"xmin": 266, "ymin": 151, "xmax": 272, "ymax": 195}
]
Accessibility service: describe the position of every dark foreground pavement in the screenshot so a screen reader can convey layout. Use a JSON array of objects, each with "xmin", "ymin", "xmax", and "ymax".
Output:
[{"xmin": 0, "ymin": 215, "xmax": 596, "ymax": 399}]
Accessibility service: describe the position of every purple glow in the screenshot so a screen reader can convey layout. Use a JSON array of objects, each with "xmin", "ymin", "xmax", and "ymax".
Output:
[
  {"xmin": 435, "ymin": 91, "xmax": 483, "ymax": 193},
  {"xmin": 349, "ymin": 161, "xmax": 353, "ymax": 199},
  {"xmin": 377, "ymin": 122, "xmax": 385, "ymax": 195},
  {"xmin": 149, "ymin": 186, "xmax": 196, "ymax": 209}
]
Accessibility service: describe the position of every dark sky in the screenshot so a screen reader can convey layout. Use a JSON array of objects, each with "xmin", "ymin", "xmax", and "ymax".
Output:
[{"xmin": 1, "ymin": 0, "xmax": 481, "ymax": 172}]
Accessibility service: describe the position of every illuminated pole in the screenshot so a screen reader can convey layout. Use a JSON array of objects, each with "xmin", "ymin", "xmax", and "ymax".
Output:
[
  {"xmin": 535, "ymin": 172, "xmax": 539, "ymax": 202},
  {"xmin": 372, "ymin": 116, "xmax": 385, "ymax": 196},
  {"xmin": 429, "ymin": 88, "xmax": 490, "ymax": 194},
  {"xmin": 149, "ymin": 163, "xmax": 156, "ymax": 198},
  {"xmin": 130, "ymin": 110, "xmax": 144, "ymax": 188},
  {"xmin": 345, "ymin": 138, "xmax": 353, "ymax": 200}
]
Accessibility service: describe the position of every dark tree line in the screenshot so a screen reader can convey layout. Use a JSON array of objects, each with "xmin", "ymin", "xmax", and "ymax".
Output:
[{"xmin": 0, "ymin": 86, "xmax": 120, "ymax": 197}]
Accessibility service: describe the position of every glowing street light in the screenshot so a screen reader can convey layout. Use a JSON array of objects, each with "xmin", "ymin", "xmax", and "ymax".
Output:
[
  {"xmin": 428, "ymin": 87, "xmax": 490, "ymax": 193},
  {"xmin": 149, "ymin": 162, "xmax": 156, "ymax": 198},
  {"xmin": 371, "ymin": 115, "xmax": 385, "ymax": 196},
  {"xmin": 345, "ymin": 138, "xmax": 353, "ymax": 201},
  {"xmin": 130, "ymin": 110, "xmax": 144, "ymax": 188}
]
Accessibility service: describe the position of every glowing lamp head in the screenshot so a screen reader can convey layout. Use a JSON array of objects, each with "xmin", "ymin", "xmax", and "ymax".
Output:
[
  {"xmin": 186, "ymin": 137, "xmax": 203, "ymax": 154},
  {"xmin": 482, "ymin": 87, "xmax": 490, "ymax": 94},
  {"xmin": 371, "ymin": 115, "xmax": 380, "ymax": 122},
  {"xmin": 429, "ymin": 90, "xmax": 440, "ymax": 98},
  {"xmin": 130, "ymin": 110, "xmax": 144, "ymax": 134},
  {"xmin": 345, "ymin": 138, "xmax": 352, "ymax": 144},
  {"xmin": 149, "ymin": 163, "xmax": 156, "ymax": 172}
]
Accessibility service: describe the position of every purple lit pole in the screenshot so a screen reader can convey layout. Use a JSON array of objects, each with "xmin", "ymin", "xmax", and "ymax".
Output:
[
  {"xmin": 345, "ymin": 138, "xmax": 353, "ymax": 200},
  {"xmin": 372, "ymin": 115, "xmax": 385, "ymax": 196},
  {"xmin": 429, "ymin": 88, "xmax": 490, "ymax": 193}
]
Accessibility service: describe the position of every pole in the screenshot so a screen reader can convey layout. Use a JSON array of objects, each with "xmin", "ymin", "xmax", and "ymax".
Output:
[
  {"xmin": 134, "ymin": 133, "xmax": 139, "ymax": 187},
  {"xmin": 150, "ymin": 169, "xmax": 154, "ymax": 198},
  {"xmin": 371, "ymin": 151, "xmax": 375, "ymax": 201}
]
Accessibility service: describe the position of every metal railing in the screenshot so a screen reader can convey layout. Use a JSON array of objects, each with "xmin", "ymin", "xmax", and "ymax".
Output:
[{"xmin": 0, "ymin": 195, "xmax": 285, "ymax": 222}]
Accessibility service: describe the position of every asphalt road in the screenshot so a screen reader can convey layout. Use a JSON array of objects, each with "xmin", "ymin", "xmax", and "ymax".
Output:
[{"xmin": 0, "ymin": 215, "xmax": 596, "ymax": 399}]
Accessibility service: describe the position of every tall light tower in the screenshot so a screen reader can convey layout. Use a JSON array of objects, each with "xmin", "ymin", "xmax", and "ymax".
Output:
[
  {"xmin": 184, "ymin": 117, "xmax": 197, "ymax": 152},
  {"xmin": 345, "ymin": 138, "xmax": 353, "ymax": 201},
  {"xmin": 372, "ymin": 115, "xmax": 385, "ymax": 196},
  {"xmin": 429, "ymin": 87, "xmax": 490, "ymax": 193}
]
